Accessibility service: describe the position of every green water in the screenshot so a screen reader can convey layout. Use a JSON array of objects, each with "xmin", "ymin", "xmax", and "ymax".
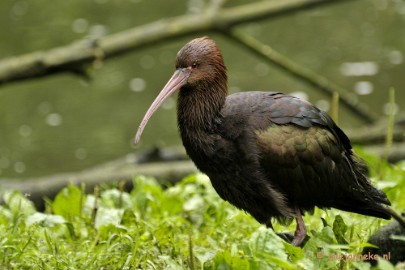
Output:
[{"xmin": 0, "ymin": 0, "xmax": 404, "ymax": 178}]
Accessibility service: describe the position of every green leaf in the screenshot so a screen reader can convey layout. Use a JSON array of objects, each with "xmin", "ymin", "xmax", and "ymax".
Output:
[
  {"xmin": 95, "ymin": 207, "xmax": 124, "ymax": 229},
  {"xmin": 131, "ymin": 176, "xmax": 163, "ymax": 217},
  {"xmin": 195, "ymin": 247, "xmax": 216, "ymax": 267},
  {"xmin": 183, "ymin": 194, "xmax": 205, "ymax": 226},
  {"xmin": 311, "ymin": 226, "xmax": 336, "ymax": 244},
  {"xmin": 283, "ymin": 242, "xmax": 303, "ymax": 262},
  {"xmin": 52, "ymin": 184, "xmax": 83, "ymax": 219},
  {"xmin": 213, "ymin": 250, "xmax": 251, "ymax": 270},
  {"xmin": 3, "ymin": 190, "xmax": 36, "ymax": 215},
  {"xmin": 25, "ymin": 212, "xmax": 66, "ymax": 227},
  {"xmin": 121, "ymin": 208, "xmax": 137, "ymax": 226},
  {"xmin": 100, "ymin": 189, "xmax": 132, "ymax": 209},
  {"xmin": 332, "ymin": 215, "xmax": 348, "ymax": 245},
  {"xmin": 377, "ymin": 259, "xmax": 396, "ymax": 270},
  {"xmin": 246, "ymin": 227, "xmax": 297, "ymax": 269}
]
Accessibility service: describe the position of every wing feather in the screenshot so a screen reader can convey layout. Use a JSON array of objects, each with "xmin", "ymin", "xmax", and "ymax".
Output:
[{"xmin": 245, "ymin": 92, "xmax": 390, "ymax": 217}]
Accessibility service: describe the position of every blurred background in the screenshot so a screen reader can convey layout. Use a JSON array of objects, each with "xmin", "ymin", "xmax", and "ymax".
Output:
[{"xmin": 0, "ymin": 0, "xmax": 404, "ymax": 178}]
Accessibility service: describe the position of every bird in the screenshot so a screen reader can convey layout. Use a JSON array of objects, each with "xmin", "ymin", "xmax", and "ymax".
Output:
[{"xmin": 134, "ymin": 37, "xmax": 405, "ymax": 246}]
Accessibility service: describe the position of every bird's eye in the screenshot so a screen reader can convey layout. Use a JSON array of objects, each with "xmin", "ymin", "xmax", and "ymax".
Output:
[{"xmin": 191, "ymin": 62, "xmax": 198, "ymax": 69}]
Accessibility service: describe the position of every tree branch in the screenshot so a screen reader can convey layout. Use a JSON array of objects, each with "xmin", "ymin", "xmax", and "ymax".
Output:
[
  {"xmin": 0, "ymin": 0, "xmax": 348, "ymax": 86},
  {"xmin": 0, "ymin": 151, "xmax": 196, "ymax": 211},
  {"xmin": 223, "ymin": 30, "xmax": 377, "ymax": 123}
]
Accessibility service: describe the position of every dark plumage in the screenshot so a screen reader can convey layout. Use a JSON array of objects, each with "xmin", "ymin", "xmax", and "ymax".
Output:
[{"xmin": 134, "ymin": 37, "xmax": 405, "ymax": 246}]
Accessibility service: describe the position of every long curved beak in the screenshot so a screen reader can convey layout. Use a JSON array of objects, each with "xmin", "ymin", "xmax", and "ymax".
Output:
[{"xmin": 134, "ymin": 68, "xmax": 191, "ymax": 145}]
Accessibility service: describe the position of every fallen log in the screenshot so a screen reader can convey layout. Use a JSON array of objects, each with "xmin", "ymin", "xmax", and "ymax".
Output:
[{"xmin": 0, "ymin": 149, "xmax": 196, "ymax": 211}]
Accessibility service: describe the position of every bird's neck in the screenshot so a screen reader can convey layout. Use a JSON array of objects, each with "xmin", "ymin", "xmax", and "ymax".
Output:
[{"xmin": 177, "ymin": 82, "xmax": 226, "ymax": 135}]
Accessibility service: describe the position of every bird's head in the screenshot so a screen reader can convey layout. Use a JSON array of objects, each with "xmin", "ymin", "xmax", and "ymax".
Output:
[
  {"xmin": 134, "ymin": 37, "xmax": 227, "ymax": 144},
  {"xmin": 174, "ymin": 37, "xmax": 226, "ymax": 87}
]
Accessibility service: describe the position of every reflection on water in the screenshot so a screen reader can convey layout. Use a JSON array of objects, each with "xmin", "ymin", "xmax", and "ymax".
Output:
[
  {"xmin": 162, "ymin": 97, "xmax": 175, "ymax": 110},
  {"xmin": 354, "ymin": 81, "xmax": 373, "ymax": 95},
  {"xmin": 19, "ymin": 125, "xmax": 32, "ymax": 137},
  {"xmin": 383, "ymin": 102, "xmax": 400, "ymax": 116},
  {"xmin": 130, "ymin": 78, "xmax": 146, "ymax": 92},
  {"xmin": 0, "ymin": 0, "xmax": 404, "ymax": 178},
  {"xmin": 75, "ymin": 148, "xmax": 87, "ymax": 160},
  {"xmin": 315, "ymin": 100, "xmax": 330, "ymax": 112},
  {"xmin": 255, "ymin": 63, "xmax": 270, "ymax": 77},
  {"xmin": 340, "ymin": 62, "xmax": 379, "ymax": 77},
  {"xmin": 14, "ymin": 161, "xmax": 26, "ymax": 174},
  {"xmin": 388, "ymin": 50, "xmax": 403, "ymax": 65},
  {"xmin": 46, "ymin": 113, "xmax": 63, "ymax": 127},
  {"xmin": 140, "ymin": 55, "xmax": 156, "ymax": 70},
  {"xmin": 72, "ymin": 18, "xmax": 89, "ymax": 34}
]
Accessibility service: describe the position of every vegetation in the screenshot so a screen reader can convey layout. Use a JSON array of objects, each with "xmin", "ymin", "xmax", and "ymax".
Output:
[{"xmin": 0, "ymin": 151, "xmax": 404, "ymax": 269}]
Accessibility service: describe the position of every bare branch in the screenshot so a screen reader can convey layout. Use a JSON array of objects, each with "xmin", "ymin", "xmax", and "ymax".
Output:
[
  {"xmin": 206, "ymin": 0, "xmax": 228, "ymax": 15},
  {"xmin": 223, "ymin": 29, "xmax": 377, "ymax": 124},
  {"xmin": 0, "ymin": 153, "xmax": 196, "ymax": 211},
  {"xmin": 0, "ymin": 0, "xmax": 347, "ymax": 86}
]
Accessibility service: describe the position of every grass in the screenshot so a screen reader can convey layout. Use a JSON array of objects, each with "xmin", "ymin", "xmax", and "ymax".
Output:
[{"xmin": 0, "ymin": 152, "xmax": 405, "ymax": 269}]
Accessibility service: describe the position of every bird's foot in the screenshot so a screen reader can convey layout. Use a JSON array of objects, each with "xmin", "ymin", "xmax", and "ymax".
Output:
[
  {"xmin": 276, "ymin": 232, "xmax": 309, "ymax": 247},
  {"xmin": 276, "ymin": 232, "xmax": 294, "ymax": 243},
  {"xmin": 267, "ymin": 214, "xmax": 308, "ymax": 247}
]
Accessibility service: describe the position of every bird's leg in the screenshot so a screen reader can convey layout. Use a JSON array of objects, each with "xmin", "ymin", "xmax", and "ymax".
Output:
[{"xmin": 292, "ymin": 208, "xmax": 307, "ymax": 246}]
